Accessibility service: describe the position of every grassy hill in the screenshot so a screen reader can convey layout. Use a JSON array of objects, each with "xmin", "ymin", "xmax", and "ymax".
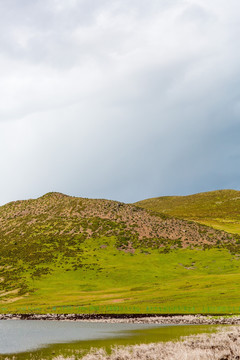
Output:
[
  {"xmin": 136, "ymin": 189, "xmax": 240, "ymax": 234},
  {"xmin": 1, "ymin": 192, "xmax": 240, "ymax": 314}
]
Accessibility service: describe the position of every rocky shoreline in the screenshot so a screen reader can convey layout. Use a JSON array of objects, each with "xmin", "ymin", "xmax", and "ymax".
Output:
[{"xmin": 1, "ymin": 313, "xmax": 240, "ymax": 325}]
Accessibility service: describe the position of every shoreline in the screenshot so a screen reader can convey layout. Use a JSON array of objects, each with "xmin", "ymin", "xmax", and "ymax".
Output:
[
  {"xmin": 79, "ymin": 325, "xmax": 240, "ymax": 360},
  {"xmin": 1, "ymin": 313, "xmax": 240, "ymax": 324}
]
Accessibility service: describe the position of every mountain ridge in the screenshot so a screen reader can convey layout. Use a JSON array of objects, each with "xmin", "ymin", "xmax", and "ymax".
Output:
[{"xmin": 0, "ymin": 191, "xmax": 235, "ymax": 247}]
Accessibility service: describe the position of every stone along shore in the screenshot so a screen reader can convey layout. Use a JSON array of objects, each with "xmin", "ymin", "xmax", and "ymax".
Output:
[{"xmin": 1, "ymin": 313, "xmax": 240, "ymax": 325}]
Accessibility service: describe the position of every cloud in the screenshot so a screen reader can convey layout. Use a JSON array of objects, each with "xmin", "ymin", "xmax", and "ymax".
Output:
[{"xmin": 0, "ymin": 0, "xmax": 240, "ymax": 205}]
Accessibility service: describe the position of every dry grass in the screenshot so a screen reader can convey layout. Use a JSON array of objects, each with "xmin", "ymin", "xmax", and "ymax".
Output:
[{"xmin": 54, "ymin": 326, "xmax": 240, "ymax": 360}]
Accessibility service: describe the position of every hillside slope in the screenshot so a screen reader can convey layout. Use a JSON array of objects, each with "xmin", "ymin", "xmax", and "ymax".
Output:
[
  {"xmin": 136, "ymin": 190, "xmax": 240, "ymax": 234},
  {"xmin": 0, "ymin": 192, "xmax": 240, "ymax": 313},
  {"xmin": 1, "ymin": 192, "xmax": 235, "ymax": 248}
]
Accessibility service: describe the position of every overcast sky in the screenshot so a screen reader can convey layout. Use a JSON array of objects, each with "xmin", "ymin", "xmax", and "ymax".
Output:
[{"xmin": 0, "ymin": 0, "xmax": 240, "ymax": 205}]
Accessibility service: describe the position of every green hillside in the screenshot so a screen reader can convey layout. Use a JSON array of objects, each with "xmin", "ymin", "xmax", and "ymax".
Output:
[
  {"xmin": 136, "ymin": 190, "xmax": 240, "ymax": 234},
  {"xmin": 0, "ymin": 192, "xmax": 240, "ymax": 314}
]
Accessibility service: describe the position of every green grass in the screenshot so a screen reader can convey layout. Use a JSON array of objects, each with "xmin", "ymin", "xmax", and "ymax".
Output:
[
  {"xmin": 198, "ymin": 219, "xmax": 240, "ymax": 235},
  {"xmin": 136, "ymin": 189, "xmax": 240, "ymax": 234},
  {"xmin": 2, "ymin": 236, "xmax": 240, "ymax": 314},
  {"xmin": 1, "ymin": 191, "xmax": 240, "ymax": 314}
]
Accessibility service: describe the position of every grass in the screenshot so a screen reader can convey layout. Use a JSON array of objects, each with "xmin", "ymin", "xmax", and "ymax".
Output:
[
  {"xmin": 2, "ymin": 238, "xmax": 240, "ymax": 314},
  {"xmin": 136, "ymin": 189, "xmax": 240, "ymax": 234},
  {"xmin": 198, "ymin": 219, "xmax": 240, "ymax": 234},
  {"xmin": 1, "ymin": 191, "xmax": 240, "ymax": 314}
]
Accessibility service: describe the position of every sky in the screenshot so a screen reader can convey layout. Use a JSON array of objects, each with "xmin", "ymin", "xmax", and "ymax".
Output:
[{"xmin": 0, "ymin": 0, "xmax": 240, "ymax": 205}]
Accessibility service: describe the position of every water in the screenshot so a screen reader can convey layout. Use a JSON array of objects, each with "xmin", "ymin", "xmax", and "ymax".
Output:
[
  {"xmin": 0, "ymin": 320, "xmax": 221, "ymax": 359},
  {"xmin": 0, "ymin": 320, "xmax": 160, "ymax": 354}
]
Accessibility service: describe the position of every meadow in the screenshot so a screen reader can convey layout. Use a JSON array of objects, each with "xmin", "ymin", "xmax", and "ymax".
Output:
[{"xmin": 2, "ymin": 237, "xmax": 240, "ymax": 314}]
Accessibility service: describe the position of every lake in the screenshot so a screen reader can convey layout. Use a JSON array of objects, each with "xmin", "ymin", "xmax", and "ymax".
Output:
[{"xmin": 0, "ymin": 320, "xmax": 221, "ymax": 359}]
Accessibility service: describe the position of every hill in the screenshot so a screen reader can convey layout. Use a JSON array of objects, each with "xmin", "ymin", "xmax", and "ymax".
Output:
[
  {"xmin": 136, "ymin": 189, "xmax": 240, "ymax": 234},
  {"xmin": 1, "ymin": 192, "xmax": 240, "ymax": 314}
]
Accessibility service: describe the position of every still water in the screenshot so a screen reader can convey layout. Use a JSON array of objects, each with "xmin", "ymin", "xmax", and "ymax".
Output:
[
  {"xmin": 0, "ymin": 320, "xmax": 220, "ymax": 359},
  {"xmin": 0, "ymin": 320, "xmax": 162, "ymax": 353}
]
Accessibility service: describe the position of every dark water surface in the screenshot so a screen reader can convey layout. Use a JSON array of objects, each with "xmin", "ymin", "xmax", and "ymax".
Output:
[{"xmin": 0, "ymin": 320, "xmax": 221, "ymax": 359}]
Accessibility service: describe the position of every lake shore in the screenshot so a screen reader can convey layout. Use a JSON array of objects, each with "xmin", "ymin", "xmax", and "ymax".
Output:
[
  {"xmin": 77, "ymin": 325, "xmax": 240, "ymax": 360},
  {"xmin": 1, "ymin": 313, "xmax": 240, "ymax": 324}
]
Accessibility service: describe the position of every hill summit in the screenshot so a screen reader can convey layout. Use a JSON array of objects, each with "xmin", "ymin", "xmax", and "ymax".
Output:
[{"xmin": 0, "ymin": 191, "xmax": 235, "ymax": 250}]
